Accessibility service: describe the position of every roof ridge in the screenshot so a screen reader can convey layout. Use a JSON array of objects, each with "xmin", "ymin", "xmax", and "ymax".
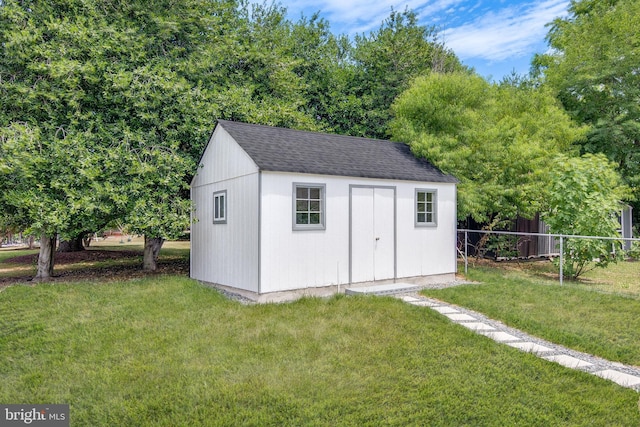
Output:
[{"xmin": 217, "ymin": 119, "xmax": 401, "ymax": 144}]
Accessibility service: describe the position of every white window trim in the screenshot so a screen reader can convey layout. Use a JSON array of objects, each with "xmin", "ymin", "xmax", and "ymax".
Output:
[
  {"xmin": 213, "ymin": 190, "xmax": 227, "ymax": 224},
  {"xmin": 415, "ymin": 188, "xmax": 437, "ymax": 227},
  {"xmin": 293, "ymin": 183, "xmax": 326, "ymax": 231}
]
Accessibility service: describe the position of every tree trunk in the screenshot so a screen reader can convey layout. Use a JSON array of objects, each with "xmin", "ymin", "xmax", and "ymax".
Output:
[
  {"xmin": 35, "ymin": 233, "xmax": 56, "ymax": 280},
  {"xmin": 57, "ymin": 234, "xmax": 85, "ymax": 252},
  {"xmin": 28, "ymin": 235, "xmax": 35, "ymax": 249},
  {"xmin": 143, "ymin": 235, "xmax": 164, "ymax": 271}
]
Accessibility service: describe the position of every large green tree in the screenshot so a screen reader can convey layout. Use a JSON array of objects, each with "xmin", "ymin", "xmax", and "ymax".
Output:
[
  {"xmin": 206, "ymin": 2, "xmax": 321, "ymax": 130},
  {"xmin": 534, "ymin": 0, "xmax": 640, "ymax": 207},
  {"xmin": 0, "ymin": 123, "xmax": 135, "ymax": 278},
  {"xmin": 287, "ymin": 13, "xmax": 360, "ymax": 135},
  {"xmin": 391, "ymin": 72, "xmax": 586, "ymax": 223},
  {"xmin": 0, "ymin": 0, "xmax": 346, "ymax": 277},
  {"xmin": 1, "ymin": 1, "xmax": 467, "ymax": 278},
  {"xmin": 0, "ymin": 0, "xmax": 237, "ymax": 276},
  {"xmin": 348, "ymin": 9, "xmax": 464, "ymax": 139},
  {"xmin": 543, "ymin": 153, "xmax": 629, "ymax": 279}
]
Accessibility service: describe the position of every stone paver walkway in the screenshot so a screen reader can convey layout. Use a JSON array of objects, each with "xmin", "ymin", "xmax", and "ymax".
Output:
[{"xmin": 395, "ymin": 293, "xmax": 640, "ymax": 391}]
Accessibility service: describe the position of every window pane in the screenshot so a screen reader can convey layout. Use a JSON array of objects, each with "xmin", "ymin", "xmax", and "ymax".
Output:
[
  {"xmin": 416, "ymin": 190, "xmax": 436, "ymax": 224},
  {"xmin": 213, "ymin": 192, "xmax": 227, "ymax": 222},
  {"xmin": 296, "ymin": 187, "xmax": 308, "ymax": 199},
  {"xmin": 294, "ymin": 184, "xmax": 324, "ymax": 229},
  {"xmin": 296, "ymin": 213, "xmax": 308, "ymax": 224}
]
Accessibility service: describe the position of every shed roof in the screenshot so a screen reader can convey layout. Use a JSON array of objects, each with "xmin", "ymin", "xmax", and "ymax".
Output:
[{"xmin": 216, "ymin": 120, "xmax": 457, "ymax": 183}]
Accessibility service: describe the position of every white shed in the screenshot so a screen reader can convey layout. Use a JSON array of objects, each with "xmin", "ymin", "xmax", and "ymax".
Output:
[{"xmin": 190, "ymin": 120, "xmax": 458, "ymax": 302}]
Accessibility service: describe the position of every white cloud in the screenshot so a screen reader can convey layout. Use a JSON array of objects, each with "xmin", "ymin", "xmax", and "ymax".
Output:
[
  {"xmin": 283, "ymin": 0, "xmax": 464, "ymax": 35},
  {"xmin": 443, "ymin": 0, "xmax": 569, "ymax": 62},
  {"xmin": 278, "ymin": 0, "xmax": 569, "ymax": 69}
]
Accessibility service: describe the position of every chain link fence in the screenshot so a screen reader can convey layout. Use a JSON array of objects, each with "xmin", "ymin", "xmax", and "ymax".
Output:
[{"xmin": 458, "ymin": 229, "xmax": 640, "ymax": 285}]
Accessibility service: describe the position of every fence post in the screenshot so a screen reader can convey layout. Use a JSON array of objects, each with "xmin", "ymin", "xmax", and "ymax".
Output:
[
  {"xmin": 464, "ymin": 230, "xmax": 468, "ymax": 275},
  {"xmin": 559, "ymin": 236, "xmax": 563, "ymax": 286}
]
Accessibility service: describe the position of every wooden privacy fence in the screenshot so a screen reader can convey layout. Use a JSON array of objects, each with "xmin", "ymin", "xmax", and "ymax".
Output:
[{"xmin": 458, "ymin": 229, "xmax": 640, "ymax": 285}]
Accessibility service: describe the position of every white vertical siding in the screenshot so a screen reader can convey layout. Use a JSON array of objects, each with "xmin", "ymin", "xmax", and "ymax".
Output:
[
  {"xmin": 260, "ymin": 173, "xmax": 351, "ymax": 293},
  {"xmin": 190, "ymin": 127, "xmax": 260, "ymax": 292},
  {"xmin": 259, "ymin": 173, "xmax": 457, "ymax": 293},
  {"xmin": 191, "ymin": 126, "xmax": 258, "ymax": 188},
  {"xmin": 396, "ymin": 183, "xmax": 457, "ymax": 277}
]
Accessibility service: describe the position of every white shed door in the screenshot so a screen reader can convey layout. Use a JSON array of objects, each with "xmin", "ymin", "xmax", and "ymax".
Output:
[{"xmin": 351, "ymin": 187, "xmax": 395, "ymax": 283}]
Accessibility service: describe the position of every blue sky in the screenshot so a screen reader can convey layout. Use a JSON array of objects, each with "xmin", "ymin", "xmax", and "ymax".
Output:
[{"xmin": 275, "ymin": 0, "xmax": 570, "ymax": 81}]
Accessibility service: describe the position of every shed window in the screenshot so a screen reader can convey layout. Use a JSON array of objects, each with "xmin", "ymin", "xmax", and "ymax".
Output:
[
  {"xmin": 416, "ymin": 189, "xmax": 436, "ymax": 226},
  {"xmin": 213, "ymin": 190, "xmax": 227, "ymax": 224},
  {"xmin": 293, "ymin": 184, "xmax": 325, "ymax": 230}
]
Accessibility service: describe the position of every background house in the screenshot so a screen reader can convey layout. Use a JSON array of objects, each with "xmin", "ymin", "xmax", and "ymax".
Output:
[{"xmin": 190, "ymin": 120, "xmax": 458, "ymax": 301}]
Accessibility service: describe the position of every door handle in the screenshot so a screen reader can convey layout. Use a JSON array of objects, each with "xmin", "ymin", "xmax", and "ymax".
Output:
[{"xmin": 375, "ymin": 237, "xmax": 380, "ymax": 241}]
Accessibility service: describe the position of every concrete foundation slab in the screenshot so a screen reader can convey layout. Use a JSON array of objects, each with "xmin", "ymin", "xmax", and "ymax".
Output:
[{"xmin": 345, "ymin": 283, "xmax": 422, "ymax": 296}]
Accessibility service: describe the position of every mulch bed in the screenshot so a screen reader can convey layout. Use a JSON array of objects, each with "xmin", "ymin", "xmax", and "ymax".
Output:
[
  {"xmin": 7, "ymin": 249, "xmax": 142, "ymax": 265},
  {"xmin": 1, "ymin": 249, "xmax": 189, "ymax": 286}
]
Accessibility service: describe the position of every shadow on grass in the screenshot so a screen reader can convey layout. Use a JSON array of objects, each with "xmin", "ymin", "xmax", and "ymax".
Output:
[{"xmin": 0, "ymin": 246, "xmax": 189, "ymax": 286}]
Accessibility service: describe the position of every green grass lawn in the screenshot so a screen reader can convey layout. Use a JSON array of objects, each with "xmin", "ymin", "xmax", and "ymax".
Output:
[
  {"xmin": 0, "ymin": 248, "xmax": 39, "ymax": 279},
  {"xmin": 581, "ymin": 260, "xmax": 640, "ymax": 295},
  {"xmin": 1, "ymin": 277, "xmax": 638, "ymax": 426},
  {"xmin": 490, "ymin": 257, "xmax": 640, "ymax": 297},
  {"xmin": 424, "ymin": 263, "xmax": 640, "ymax": 367}
]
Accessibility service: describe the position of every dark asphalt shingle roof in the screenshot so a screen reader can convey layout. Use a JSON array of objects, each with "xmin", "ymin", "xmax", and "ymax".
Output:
[{"xmin": 217, "ymin": 120, "xmax": 457, "ymax": 183}]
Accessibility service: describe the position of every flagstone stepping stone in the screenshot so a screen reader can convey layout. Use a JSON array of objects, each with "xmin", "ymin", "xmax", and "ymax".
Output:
[
  {"xmin": 431, "ymin": 306, "xmax": 459, "ymax": 314},
  {"xmin": 594, "ymin": 370, "xmax": 640, "ymax": 387},
  {"xmin": 444, "ymin": 313, "xmax": 477, "ymax": 321},
  {"xmin": 543, "ymin": 355, "xmax": 592, "ymax": 369},
  {"xmin": 460, "ymin": 322, "xmax": 495, "ymax": 331},
  {"xmin": 507, "ymin": 342, "xmax": 554, "ymax": 353},
  {"xmin": 478, "ymin": 331, "xmax": 520, "ymax": 342}
]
